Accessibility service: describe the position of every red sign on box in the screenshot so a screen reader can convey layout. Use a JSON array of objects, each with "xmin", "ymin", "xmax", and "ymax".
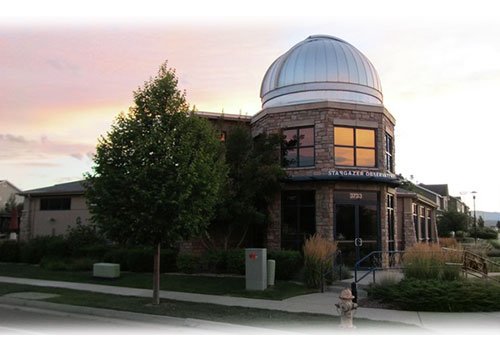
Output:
[{"xmin": 248, "ymin": 252, "xmax": 258, "ymax": 260}]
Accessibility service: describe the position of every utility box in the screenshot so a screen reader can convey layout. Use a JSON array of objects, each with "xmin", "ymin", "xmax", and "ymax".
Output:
[
  {"xmin": 245, "ymin": 248, "xmax": 267, "ymax": 291},
  {"xmin": 93, "ymin": 263, "xmax": 120, "ymax": 278}
]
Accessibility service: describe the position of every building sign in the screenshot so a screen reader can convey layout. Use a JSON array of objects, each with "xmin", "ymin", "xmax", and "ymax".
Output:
[{"xmin": 327, "ymin": 170, "xmax": 398, "ymax": 180}]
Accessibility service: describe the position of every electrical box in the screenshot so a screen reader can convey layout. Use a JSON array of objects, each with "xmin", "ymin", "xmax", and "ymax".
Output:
[{"xmin": 245, "ymin": 248, "xmax": 267, "ymax": 291}]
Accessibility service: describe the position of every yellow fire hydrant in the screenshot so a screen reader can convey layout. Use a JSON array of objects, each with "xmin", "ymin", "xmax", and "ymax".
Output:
[{"xmin": 335, "ymin": 288, "xmax": 358, "ymax": 328}]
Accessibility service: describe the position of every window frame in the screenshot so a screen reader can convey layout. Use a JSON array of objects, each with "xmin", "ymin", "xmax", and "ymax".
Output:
[
  {"xmin": 40, "ymin": 196, "xmax": 72, "ymax": 211},
  {"xmin": 334, "ymin": 126, "xmax": 377, "ymax": 168},
  {"xmin": 282, "ymin": 126, "xmax": 315, "ymax": 168},
  {"xmin": 385, "ymin": 132, "xmax": 394, "ymax": 173},
  {"xmin": 281, "ymin": 190, "xmax": 316, "ymax": 250}
]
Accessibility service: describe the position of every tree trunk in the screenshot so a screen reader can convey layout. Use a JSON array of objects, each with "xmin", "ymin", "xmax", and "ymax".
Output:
[{"xmin": 152, "ymin": 242, "xmax": 161, "ymax": 305}]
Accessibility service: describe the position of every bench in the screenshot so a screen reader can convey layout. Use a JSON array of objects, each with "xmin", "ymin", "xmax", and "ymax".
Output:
[{"xmin": 93, "ymin": 263, "xmax": 120, "ymax": 278}]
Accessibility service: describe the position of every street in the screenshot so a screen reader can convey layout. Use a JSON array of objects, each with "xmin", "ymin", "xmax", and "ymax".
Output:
[{"xmin": 0, "ymin": 303, "xmax": 272, "ymax": 335}]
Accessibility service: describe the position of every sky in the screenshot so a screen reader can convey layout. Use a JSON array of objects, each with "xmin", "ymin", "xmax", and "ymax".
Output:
[{"xmin": 1, "ymin": 0, "xmax": 500, "ymax": 213}]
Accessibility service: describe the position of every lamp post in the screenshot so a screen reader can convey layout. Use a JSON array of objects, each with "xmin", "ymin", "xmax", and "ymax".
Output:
[{"xmin": 472, "ymin": 191, "xmax": 477, "ymax": 244}]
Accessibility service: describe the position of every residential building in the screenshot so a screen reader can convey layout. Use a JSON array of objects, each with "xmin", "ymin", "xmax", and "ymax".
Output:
[{"xmin": 19, "ymin": 180, "xmax": 90, "ymax": 240}]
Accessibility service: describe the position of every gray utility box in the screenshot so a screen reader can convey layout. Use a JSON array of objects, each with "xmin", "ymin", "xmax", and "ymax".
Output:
[
  {"xmin": 93, "ymin": 263, "xmax": 120, "ymax": 278},
  {"xmin": 245, "ymin": 248, "xmax": 267, "ymax": 291}
]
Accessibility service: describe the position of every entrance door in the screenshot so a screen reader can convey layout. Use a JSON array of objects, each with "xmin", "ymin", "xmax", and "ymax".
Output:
[{"xmin": 334, "ymin": 192, "xmax": 379, "ymax": 268}]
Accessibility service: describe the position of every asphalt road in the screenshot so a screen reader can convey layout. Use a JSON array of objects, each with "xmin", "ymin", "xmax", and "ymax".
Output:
[{"xmin": 0, "ymin": 303, "xmax": 266, "ymax": 335}]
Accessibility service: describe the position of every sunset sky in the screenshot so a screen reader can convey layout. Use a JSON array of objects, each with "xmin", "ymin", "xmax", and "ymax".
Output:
[{"xmin": 2, "ymin": 1, "xmax": 500, "ymax": 212}]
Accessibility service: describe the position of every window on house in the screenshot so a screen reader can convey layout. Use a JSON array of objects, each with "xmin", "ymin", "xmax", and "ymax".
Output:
[
  {"xmin": 387, "ymin": 194, "xmax": 395, "ymax": 251},
  {"xmin": 420, "ymin": 206, "xmax": 426, "ymax": 242},
  {"xmin": 281, "ymin": 191, "xmax": 315, "ymax": 250},
  {"xmin": 282, "ymin": 127, "xmax": 314, "ymax": 167},
  {"xmin": 40, "ymin": 197, "xmax": 71, "ymax": 211},
  {"xmin": 385, "ymin": 133, "xmax": 394, "ymax": 173},
  {"xmin": 412, "ymin": 203, "xmax": 418, "ymax": 241},
  {"xmin": 426, "ymin": 208, "xmax": 432, "ymax": 242},
  {"xmin": 334, "ymin": 126, "xmax": 376, "ymax": 167}
]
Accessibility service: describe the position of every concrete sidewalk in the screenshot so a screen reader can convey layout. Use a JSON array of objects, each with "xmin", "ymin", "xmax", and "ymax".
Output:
[{"xmin": 1, "ymin": 276, "xmax": 499, "ymax": 334}]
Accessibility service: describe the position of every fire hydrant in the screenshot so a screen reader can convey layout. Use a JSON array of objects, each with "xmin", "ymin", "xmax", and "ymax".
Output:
[{"xmin": 335, "ymin": 288, "xmax": 358, "ymax": 328}]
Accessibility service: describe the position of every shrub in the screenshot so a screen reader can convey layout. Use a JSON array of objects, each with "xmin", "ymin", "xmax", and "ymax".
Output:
[
  {"xmin": 303, "ymin": 233, "xmax": 337, "ymax": 289},
  {"xmin": 160, "ymin": 249, "xmax": 178, "ymax": 273},
  {"xmin": 472, "ymin": 227, "xmax": 498, "ymax": 240},
  {"xmin": 487, "ymin": 249, "xmax": 500, "ymax": 258},
  {"xmin": 176, "ymin": 253, "xmax": 200, "ymax": 274},
  {"xmin": 41, "ymin": 257, "xmax": 95, "ymax": 271},
  {"xmin": 439, "ymin": 237, "xmax": 461, "ymax": 249},
  {"xmin": 73, "ymin": 244, "xmax": 109, "ymax": 260},
  {"xmin": 332, "ymin": 264, "xmax": 353, "ymax": 281},
  {"xmin": 20, "ymin": 236, "xmax": 69, "ymax": 264},
  {"xmin": 102, "ymin": 248, "xmax": 130, "ymax": 271},
  {"xmin": 367, "ymin": 278, "xmax": 500, "ymax": 312},
  {"xmin": 225, "ymin": 250, "xmax": 245, "ymax": 275},
  {"xmin": 126, "ymin": 248, "xmax": 154, "ymax": 272},
  {"xmin": 65, "ymin": 219, "xmax": 106, "ymax": 249},
  {"xmin": 489, "ymin": 240, "xmax": 500, "ymax": 249},
  {"xmin": 403, "ymin": 242, "xmax": 461, "ymax": 281},
  {"xmin": 0, "ymin": 240, "xmax": 21, "ymax": 262},
  {"xmin": 200, "ymin": 250, "xmax": 227, "ymax": 273},
  {"xmin": 268, "ymin": 250, "xmax": 303, "ymax": 281}
]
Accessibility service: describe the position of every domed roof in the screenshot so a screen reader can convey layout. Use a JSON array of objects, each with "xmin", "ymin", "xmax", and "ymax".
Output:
[{"xmin": 260, "ymin": 35, "xmax": 383, "ymax": 108}]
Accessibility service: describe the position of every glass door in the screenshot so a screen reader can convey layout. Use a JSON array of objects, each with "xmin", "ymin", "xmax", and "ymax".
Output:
[{"xmin": 334, "ymin": 192, "xmax": 380, "ymax": 268}]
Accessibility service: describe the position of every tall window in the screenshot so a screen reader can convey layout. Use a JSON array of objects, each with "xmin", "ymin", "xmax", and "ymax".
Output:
[
  {"xmin": 426, "ymin": 208, "xmax": 432, "ymax": 242},
  {"xmin": 281, "ymin": 191, "xmax": 315, "ymax": 250},
  {"xmin": 412, "ymin": 203, "xmax": 418, "ymax": 241},
  {"xmin": 40, "ymin": 197, "xmax": 71, "ymax": 211},
  {"xmin": 420, "ymin": 206, "xmax": 426, "ymax": 242},
  {"xmin": 385, "ymin": 133, "xmax": 394, "ymax": 173},
  {"xmin": 282, "ymin": 127, "xmax": 314, "ymax": 167},
  {"xmin": 387, "ymin": 194, "xmax": 395, "ymax": 251},
  {"xmin": 334, "ymin": 126, "xmax": 376, "ymax": 167}
]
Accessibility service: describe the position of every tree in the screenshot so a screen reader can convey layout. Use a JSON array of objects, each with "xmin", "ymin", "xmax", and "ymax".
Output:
[
  {"xmin": 85, "ymin": 62, "xmax": 226, "ymax": 304},
  {"xmin": 437, "ymin": 210, "xmax": 469, "ymax": 236},
  {"xmin": 477, "ymin": 216, "xmax": 485, "ymax": 228},
  {"xmin": 496, "ymin": 220, "xmax": 500, "ymax": 230},
  {"xmin": 206, "ymin": 126, "xmax": 286, "ymax": 250}
]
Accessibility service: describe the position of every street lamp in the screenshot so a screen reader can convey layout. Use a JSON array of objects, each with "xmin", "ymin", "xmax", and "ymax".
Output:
[{"xmin": 472, "ymin": 191, "xmax": 477, "ymax": 244}]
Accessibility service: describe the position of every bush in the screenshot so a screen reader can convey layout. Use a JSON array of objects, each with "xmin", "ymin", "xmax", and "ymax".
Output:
[
  {"xmin": 102, "ymin": 248, "xmax": 130, "ymax": 271},
  {"xmin": 487, "ymin": 249, "xmax": 500, "ymax": 258},
  {"xmin": 176, "ymin": 253, "xmax": 200, "ymax": 274},
  {"xmin": 41, "ymin": 257, "xmax": 95, "ymax": 271},
  {"xmin": 225, "ymin": 250, "xmax": 245, "ymax": 275},
  {"xmin": 303, "ymin": 233, "xmax": 337, "ymax": 289},
  {"xmin": 332, "ymin": 264, "xmax": 353, "ymax": 281},
  {"xmin": 20, "ymin": 236, "xmax": 69, "ymax": 264},
  {"xmin": 403, "ymin": 242, "xmax": 461, "ymax": 281},
  {"xmin": 73, "ymin": 244, "xmax": 109, "ymax": 260},
  {"xmin": 0, "ymin": 240, "xmax": 21, "ymax": 262},
  {"xmin": 471, "ymin": 227, "xmax": 498, "ymax": 240},
  {"xmin": 65, "ymin": 219, "xmax": 106, "ymax": 250},
  {"xmin": 200, "ymin": 250, "xmax": 227, "ymax": 273},
  {"xmin": 160, "ymin": 249, "xmax": 178, "ymax": 273},
  {"xmin": 268, "ymin": 250, "xmax": 303, "ymax": 281},
  {"xmin": 126, "ymin": 248, "xmax": 153, "ymax": 272},
  {"xmin": 367, "ymin": 278, "xmax": 500, "ymax": 312}
]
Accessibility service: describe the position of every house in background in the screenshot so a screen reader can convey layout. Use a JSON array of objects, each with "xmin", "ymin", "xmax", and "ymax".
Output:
[
  {"xmin": 0, "ymin": 180, "xmax": 24, "ymax": 236},
  {"xmin": 0, "ymin": 180, "xmax": 24, "ymax": 209},
  {"xmin": 19, "ymin": 180, "xmax": 90, "ymax": 240}
]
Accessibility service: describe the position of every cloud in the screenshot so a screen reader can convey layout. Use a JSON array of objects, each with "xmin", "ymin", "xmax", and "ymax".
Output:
[{"xmin": 0, "ymin": 133, "xmax": 95, "ymax": 162}]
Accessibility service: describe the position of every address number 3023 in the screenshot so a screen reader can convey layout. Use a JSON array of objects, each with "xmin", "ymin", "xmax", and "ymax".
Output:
[{"xmin": 349, "ymin": 193, "xmax": 363, "ymax": 200}]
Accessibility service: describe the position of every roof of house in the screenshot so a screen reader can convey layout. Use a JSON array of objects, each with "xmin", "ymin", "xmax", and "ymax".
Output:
[
  {"xmin": 396, "ymin": 187, "xmax": 439, "ymax": 208},
  {"xmin": 20, "ymin": 180, "xmax": 86, "ymax": 196},
  {"xmin": 419, "ymin": 184, "xmax": 449, "ymax": 196},
  {"xmin": 0, "ymin": 180, "xmax": 22, "ymax": 193}
]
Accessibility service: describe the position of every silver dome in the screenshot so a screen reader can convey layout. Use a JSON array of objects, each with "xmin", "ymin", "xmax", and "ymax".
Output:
[{"xmin": 260, "ymin": 35, "xmax": 383, "ymax": 108}]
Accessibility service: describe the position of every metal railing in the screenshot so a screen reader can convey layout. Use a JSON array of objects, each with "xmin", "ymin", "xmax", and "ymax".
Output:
[
  {"xmin": 354, "ymin": 250, "xmax": 405, "ymax": 284},
  {"xmin": 319, "ymin": 249, "xmax": 344, "ymax": 293}
]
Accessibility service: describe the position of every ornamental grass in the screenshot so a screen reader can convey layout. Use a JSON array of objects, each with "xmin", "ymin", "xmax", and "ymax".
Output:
[
  {"xmin": 402, "ymin": 242, "xmax": 462, "ymax": 281},
  {"xmin": 303, "ymin": 233, "xmax": 337, "ymax": 289}
]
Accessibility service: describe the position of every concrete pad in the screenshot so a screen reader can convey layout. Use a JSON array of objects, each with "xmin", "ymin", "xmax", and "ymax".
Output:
[{"xmin": 4, "ymin": 292, "xmax": 59, "ymax": 300}]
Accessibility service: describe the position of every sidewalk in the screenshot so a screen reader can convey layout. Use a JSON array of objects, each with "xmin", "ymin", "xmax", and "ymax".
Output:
[{"xmin": 1, "ymin": 275, "xmax": 500, "ymax": 334}]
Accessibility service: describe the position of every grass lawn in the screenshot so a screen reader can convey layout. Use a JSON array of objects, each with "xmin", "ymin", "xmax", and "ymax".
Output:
[
  {"xmin": 0, "ymin": 282, "xmax": 422, "ymax": 332},
  {"xmin": 0, "ymin": 263, "xmax": 312, "ymax": 300}
]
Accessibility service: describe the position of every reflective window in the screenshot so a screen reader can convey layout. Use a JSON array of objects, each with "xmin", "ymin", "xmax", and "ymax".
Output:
[
  {"xmin": 282, "ymin": 126, "xmax": 315, "ymax": 167},
  {"xmin": 40, "ymin": 197, "xmax": 71, "ymax": 211},
  {"xmin": 385, "ymin": 133, "xmax": 394, "ymax": 173},
  {"xmin": 334, "ymin": 126, "xmax": 376, "ymax": 167},
  {"xmin": 281, "ymin": 191, "xmax": 316, "ymax": 251}
]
